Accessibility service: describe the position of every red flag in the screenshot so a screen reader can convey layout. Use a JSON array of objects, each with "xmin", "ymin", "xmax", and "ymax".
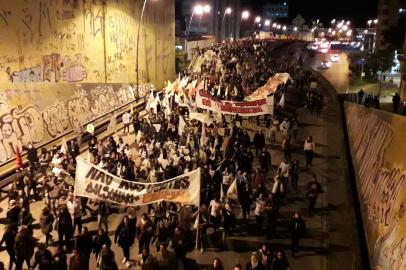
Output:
[{"xmin": 15, "ymin": 148, "xmax": 22, "ymax": 169}]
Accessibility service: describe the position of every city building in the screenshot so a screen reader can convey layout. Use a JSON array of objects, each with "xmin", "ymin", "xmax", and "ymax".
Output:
[
  {"xmin": 375, "ymin": 0, "xmax": 403, "ymax": 51},
  {"xmin": 263, "ymin": 2, "xmax": 289, "ymax": 19},
  {"xmin": 178, "ymin": 0, "xmax": 241, "ymax": 41}
]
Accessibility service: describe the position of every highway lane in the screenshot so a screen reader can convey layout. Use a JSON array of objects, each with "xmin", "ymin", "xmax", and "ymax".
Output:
[{"xmin": 307, "ymin": 51, "xmax": 350, "ymax": 93}]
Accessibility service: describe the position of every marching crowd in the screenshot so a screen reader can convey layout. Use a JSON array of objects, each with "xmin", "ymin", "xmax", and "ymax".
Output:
[{"xmin": 0, "ymin": 39, "xmax": 324, "ymax": 270}]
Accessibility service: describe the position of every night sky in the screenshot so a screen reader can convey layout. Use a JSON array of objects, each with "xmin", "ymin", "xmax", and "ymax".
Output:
[{"xmin": 241, "ymin": 0, "xmax": 379, "ymax": 27}]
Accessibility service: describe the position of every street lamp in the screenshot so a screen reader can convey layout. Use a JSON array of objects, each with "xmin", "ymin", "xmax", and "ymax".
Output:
[
  {"xmin": 331, "ymin": 19, "xmax": 336, "ymax": 24},
  {"xmin": 374, "ymin": 19, "xmax": 378, "ymax": 24},
  {"xmin": 282, "ymin": 25, "xmax": 287, "ymax": 31},
  {"xmin": 294, "ymin": 26, "xmax": 298, "ymax": 31},
  {"xmin": 136, "ymin": 0, "xmax": 155, "ymax": 98},
  {"xmin": 221, "ymin": 7, "xmax": 232, "ymax": 41},
  {"xmin": 203, "ymin": 4, "xmax": 211, "ymax": 13},
  {"xmin": 242, "ymin": 10, "xmax": 250, "ymax": 20},
  {"xmin": 255, "ymin": 16, "xmax": 261, "ymax": 23},
  {"xmin": 265, "ymin": 20, "xmax": 271, "ymax": 27},
  {"xmin": 368, "ymin": 19, "xmax": 372, "ymax": 28},
  {"xmin": 272, "ymin": 23, "xmax": 277, "ymax": 28}
]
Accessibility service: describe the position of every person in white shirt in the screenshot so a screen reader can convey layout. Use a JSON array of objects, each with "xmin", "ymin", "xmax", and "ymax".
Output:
[
  {"xmin": 122, "ymin": 112, "xmax": 131, "ymax": 133},
  {"xmin": 209, "ymin": 196, "xmax": 221, "ymax": 231},
  {"xmin": 254, "ymin": 193, "xmax": 266, "ymax": 234},
  {"xmin": 66, "ymin": 193, "xmax": 82, "ymax": 236},
  {"xmin": 278, "ymin": 159, "xmax": 290, "ymax": 192},
  {"xmin": 304, "ymin": 136, "xmax": 315, "ymax": 168}
]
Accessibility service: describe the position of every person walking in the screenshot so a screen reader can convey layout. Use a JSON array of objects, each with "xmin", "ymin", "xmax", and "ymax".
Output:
[
  {"xmin": 254, "ymin": 193, "xmax": 266, "ymax": 235},
  {"xmin": 290, "ymin": 160, "xmax": 300, "ymax": 190},
  {"xmin": 39, "ymin": 207, "xmax": 54, "ymax": 246},
  {"xmin": 259, "ymin": 147, "xmax": 272, "ymax": 173},
  {"xmin": 122, "ymin": 111, "xmax": 131, "ymax": 133},
  {"xmin": 253, "ymin": 130, "xmax": 265, "ymax": 157},
  {"xmin": 14, "ymin": 226, "xmax": 36, "ymax": 270},
  {"xmin": 56, "ymin": 205, "xmax": 73, "ymax": 251},
  {"xmin": 304, "ymin": 136, "xmax": 315, "ymax": 168},
  {"xmin": 246, "ymin": 252, "xmax": 265, "ymax": 270},
  {"xmin": 75, "ymin": 227, "xmax": 93, "ymax": 270},
  {"xmin": 306, "ymin": 174, "xmax": 324, "ymax": 215},
  {"xmin": 31, "ymin": 243, "xmax": 53, "ymax": 270},
  {"xmin": 114, "ymin": 216, "xmax": 134, "ymax": 268},
  {"xmin": 97, "ymin": 245, "xmax": 119, "ymax": 270},
  {"xmin": 290, "ymin": 211, "xmax": 306, "ymax": 256},
  {"xmin": 155, "ymin": 242, "xmax": 177, "ymax": 270},
  {"xmin": 393, "ymin": 93, "xmax": 401, "ymax": 113},
  {"xmin": 93, "ymin": 228, "xmax": 112, "ymax": 260},
  {"xmin": 270, "ymin": 251, "xmax": 290, "ymax": 270},
  {"xmin": 0, "ymin": 225, "xmax": 17, "ymax": 270},
  {"xmin": 281, "ymin": 136, "xmax": 292, "ymax": 162},
  {"xmin": 97, "ymin": 201, "xmax": 110, "ymax": 232},
  {"xmin": 52, "ymin": 246, "xmax": 67, "ymax": 270}
]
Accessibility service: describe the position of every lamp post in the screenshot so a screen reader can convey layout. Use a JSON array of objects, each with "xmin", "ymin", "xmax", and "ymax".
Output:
[
  {"xmin": 221, "ymin": 7, "xmax": 232, "ymax": 41},
  {"xmin": 136, "ymin": 0, "xmax": 150, "ymax": 99},
  {"xmin": 240, "ymin": 10, "xmax": 250, "ymax": 38}
]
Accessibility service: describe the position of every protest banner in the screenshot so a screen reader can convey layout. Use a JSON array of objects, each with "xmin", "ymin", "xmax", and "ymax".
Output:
[
  {"xmin": 196, "ymin": 90, "xmax": 274, "ymax": 116},
  {"xmin": 74, "ymin": 158, "xmax": 201, "ymax": 206},
  {"xmin": 244, "ymin": 73, "xmax": 290, "ymax": 101}
]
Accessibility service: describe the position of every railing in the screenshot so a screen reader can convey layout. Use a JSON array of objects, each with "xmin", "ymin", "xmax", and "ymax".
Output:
[{"xmin": 0, "ymin": 94, "xmax": 148, "ymax": 186}]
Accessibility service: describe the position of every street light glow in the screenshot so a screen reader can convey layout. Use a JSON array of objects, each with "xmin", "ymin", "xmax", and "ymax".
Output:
[
  {"xmin": 294, "ymin": 26, "xmax": 298, "ymax": 31},
  {"xmin": 282, "ymin": 25, "xmax": 287, "ymax": 31},
  {"xmin": 242, "ymin": 10, "xmax": 250, "ymax": 20},
  {"xmin": 203, "ymin": 4, "xmax": 211, "ymax": 13},
  {"xmin": 272, "ymin": 23, "xmax": 277, "ymax": 28},
  {"xmin": 277, "ymin": 24, "xmax": 281, "ymax": 29},
  {"xmin": 225, "ymin": 7, "xmax": 232, "ymax": 14},
  {"xmin": 194, "ymin": 5, "xmax": 203, "ymax": 15},
  {"xmin": 373, "ymin": 19, "xmax": 378, "ymax": 24},
  {"xmin": 255, "ymin": 16, "xmax": 261, "ymax": 23},
  {"xmin": 265, "ymin": 20, "xmax": 271, "ymax": 26}
]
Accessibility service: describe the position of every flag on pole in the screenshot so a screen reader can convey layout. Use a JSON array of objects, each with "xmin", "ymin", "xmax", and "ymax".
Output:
[
  {"xmin": 146, "ymin": 91, "xmax": 154, "ymax": 111},
  {"xmin": 226, "ymin": 179, "xmax": 239, "ymax": 204},
  {"xmin": 279, "ymin": 93, "xmax": 285, "ymax": 108},
  {"xmin": 200, "ymin": 123, "xmax": 206, "ymax": 146},
  {"xmin": 60, "ymin": 137, "xmax": 68, "ymax": 155},
  {"xmin": 153, "ymin": 94, "xmax": 160, "ymax": 114},
  {"xmin": 178, "ymin": 116, "xmax": 186, "ymax": 136}
]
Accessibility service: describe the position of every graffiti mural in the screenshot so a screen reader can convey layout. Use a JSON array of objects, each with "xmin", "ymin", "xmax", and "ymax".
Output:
[
  {"xmin": 345, "ymin": 102, "xmax": 406, "ymax": 270},
  {"xmin": 0, "ymin": 83, "xmax": 144, "ymax": 164},
  {"xmin": 0, "ymin": 0, "xmax": 175, "ymax": 88}
]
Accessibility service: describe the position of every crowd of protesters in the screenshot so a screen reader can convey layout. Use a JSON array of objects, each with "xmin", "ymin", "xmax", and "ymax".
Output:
[{"xmin": 0, "ymin": 39, "xmax": 324, "ymax": 270}]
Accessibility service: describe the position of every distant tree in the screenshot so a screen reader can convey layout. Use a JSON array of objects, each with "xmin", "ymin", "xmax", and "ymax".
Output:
[{"xmin": 292, "ymin": 15, "xmax": 305, "ymax": 29}]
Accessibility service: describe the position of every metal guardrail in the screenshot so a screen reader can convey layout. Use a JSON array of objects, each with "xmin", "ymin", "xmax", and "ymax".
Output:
[{"xmin": 0, "ymin": 96, "xmax": 147, "ymax": 187}]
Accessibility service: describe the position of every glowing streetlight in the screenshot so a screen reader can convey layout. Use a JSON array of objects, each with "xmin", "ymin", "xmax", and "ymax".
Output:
[
  {"xmin": 265, "ymin": 20, "xmax": 271, "ymax": 27},
  {"xmin": 203, "ymin": 4, "xmax": 211, "ymax": 13},
  {"xmin": 282, "ymin": 25, "xmax": 287, "ymax": 31},
  {"xmin": 242, "ymin": 10, "xmax": 250, "ymax": 20},
  {"xmin": 346, "ymin": 30, "xmax": 352, "ymax": 37},
  {"xmin": 225, "ymin": 7, "xmax": 232, "ymax": 15},
  {"xmin": 272, "ymin": 23, "xmax": 277, "ymax": 28},
  {"xmin": 193, "ymin": 5, "xmax": 203, "ymax": 15},
  {"xmin": 293, "ymin": 26, "xmax": 298, "ymax": 31},
  {"xmin": 342, "ymin": 25, "xmax": 348, "ymax": 31},
  {"xmin": 255, "ymin": 16, "xmax": 261, "ymax": 23},
  {"xmin": 368, "ymin": 19, "xmax": 372, "ymax": 28},
  {"xmin": 331, "ymin": 19, "xmax": 336, "ymax": 24},
  {"xmin": 277, "ymin": 24, "xmax": 281, "ymax": 29},
  {"xmin": 373, "ymin": 19, "xmax": 378, "ymax": 24},
  {"xmin": 346, "ymin": 20, "xmax": 350, "ymax": 25}
]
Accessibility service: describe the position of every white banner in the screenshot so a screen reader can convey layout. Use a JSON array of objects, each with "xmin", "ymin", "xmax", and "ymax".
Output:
[
  {"xmin": 74, "ymin": 158, "xmax": 201, "ymax": 206},
  {"xmin": 196, "ymin": 90, "xmax": 274, "ymax": 116}
]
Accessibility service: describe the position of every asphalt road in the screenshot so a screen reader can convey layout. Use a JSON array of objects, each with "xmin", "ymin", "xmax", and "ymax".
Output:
[{"xmin": 307, "ymin": 51, "xmax": 350, "ymax": 93}]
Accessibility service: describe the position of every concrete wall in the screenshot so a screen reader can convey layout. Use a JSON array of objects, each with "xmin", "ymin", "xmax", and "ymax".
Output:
[
  {"xmin": 0, "ymin": 0, "xmax": 175, "ymax": 86},
  {"xmin": 344, "ymin": 102, "xmax": 406, "ymax": 270},
  {"xmin": 0, "ymin": 0, "xmax": 175, "ymax": 166}
]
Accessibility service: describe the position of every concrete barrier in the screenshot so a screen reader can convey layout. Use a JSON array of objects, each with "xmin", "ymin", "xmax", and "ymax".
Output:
[{"xmin": 344, "ymin": 102, "xmax": 406, "ymax": 270}]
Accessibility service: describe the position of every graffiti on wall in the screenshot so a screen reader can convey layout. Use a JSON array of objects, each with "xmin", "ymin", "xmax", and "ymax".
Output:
[
  {"xmin": 0, "ymin": 83, "xmax": 140, "ymax": 164},
  {"xmin": 345, "ymin": 103, "xmax": 406, "ymax": 270},
  {"xmin": 0, "ymin": 0, "xmax": 175, "ymax": 87}
]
